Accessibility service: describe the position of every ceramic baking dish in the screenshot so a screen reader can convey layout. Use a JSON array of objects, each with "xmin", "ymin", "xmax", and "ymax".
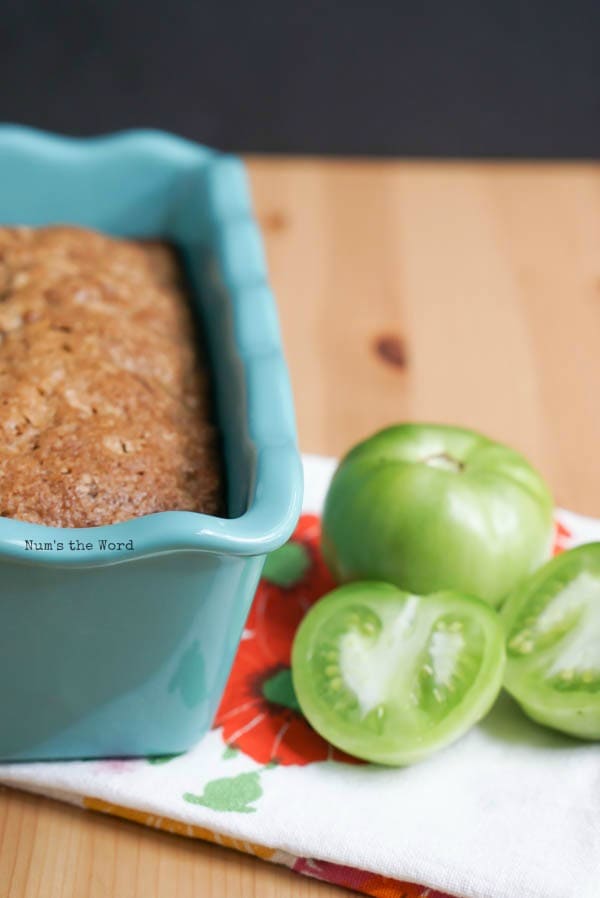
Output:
[{"xmin": 0, "ymin": 126, "xmax": 303, "ymax": 761}]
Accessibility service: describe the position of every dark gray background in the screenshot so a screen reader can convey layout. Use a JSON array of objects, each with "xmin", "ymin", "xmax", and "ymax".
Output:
[{"xmin": 1, "ymin": 0, "xmax": 599, "ymax": 157}]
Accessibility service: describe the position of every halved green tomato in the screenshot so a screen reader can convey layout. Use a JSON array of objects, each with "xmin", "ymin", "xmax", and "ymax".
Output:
[
  {"xmin": 291, "ymin": 582, "xmax": 505, "ymax": 765},
  {"xmin": 502, "ymin": 542, "xmax": 600, "ymax": 739}
]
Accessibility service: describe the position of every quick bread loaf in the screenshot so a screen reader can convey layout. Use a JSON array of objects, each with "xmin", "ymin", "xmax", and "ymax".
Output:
[{"xmin": 0, "ymin": 226, "xmax": 224, "ymax": 527}]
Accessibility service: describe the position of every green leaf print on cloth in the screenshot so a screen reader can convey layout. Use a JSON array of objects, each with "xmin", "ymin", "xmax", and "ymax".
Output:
[{"xmin": 184, "ymin": 771, "xmax": 263, "ymax": 813}]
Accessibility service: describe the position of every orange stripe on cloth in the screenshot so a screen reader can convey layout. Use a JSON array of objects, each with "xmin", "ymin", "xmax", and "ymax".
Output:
[
  {"xmin": 361, "ymin": 872, "xmax": 433, "ymax": 898},
  {"xmin": 82, "ymin": 796, "xmax": 276, "ymax": 861}
]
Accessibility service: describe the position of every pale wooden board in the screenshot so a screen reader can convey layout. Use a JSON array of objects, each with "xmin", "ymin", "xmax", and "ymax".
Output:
[{"xmin": 2, "ymin": 158, "xmax": 600, "ymax": 896}]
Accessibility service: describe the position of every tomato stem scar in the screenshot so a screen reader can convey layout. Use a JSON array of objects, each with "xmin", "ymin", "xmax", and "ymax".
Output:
[{"xmin": 422, "ymin": 452, "xmax": 464, "ymax": 473}]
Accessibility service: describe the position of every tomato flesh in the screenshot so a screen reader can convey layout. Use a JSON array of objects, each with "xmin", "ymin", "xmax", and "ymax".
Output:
[
  {"xmin": 503, "ymin": 542, "xmax": 600, "ymax": 739},
  {"xmin": 291, "ymin": 582, "xmax": 505, "ymax": 765}
]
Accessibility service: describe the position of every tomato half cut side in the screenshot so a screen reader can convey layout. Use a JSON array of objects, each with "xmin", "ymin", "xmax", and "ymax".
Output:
[
  {"xmin": 291, "ymin": 582, "xmax": 506, "ymax": 765},
  {"xmin": 502, "ymin": 542, "xmax": 600, "ymax": 739}
]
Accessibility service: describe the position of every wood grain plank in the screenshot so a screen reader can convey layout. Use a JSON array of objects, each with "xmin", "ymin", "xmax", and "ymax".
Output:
[{"xmin": 0, "ymin": 789, "xmax": 344, "ymax": 897}]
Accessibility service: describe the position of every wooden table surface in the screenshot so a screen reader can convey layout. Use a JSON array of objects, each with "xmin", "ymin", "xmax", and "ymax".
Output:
[{"xmin": 2, "ymin": 158, "xmax": 600, "ymax": 897}]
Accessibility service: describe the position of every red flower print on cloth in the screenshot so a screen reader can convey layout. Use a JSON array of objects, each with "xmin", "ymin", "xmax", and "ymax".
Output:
[
  {"xmin": 213, "ymin": 514, "xmax": 358, "ymax": 766},
  {"xmin": 292, "ymin": 858, "xmax": 454, "ymax": 898},
  {"xmin": 553, "ymin": 518, "xmax": 573, "ymax": 555}
]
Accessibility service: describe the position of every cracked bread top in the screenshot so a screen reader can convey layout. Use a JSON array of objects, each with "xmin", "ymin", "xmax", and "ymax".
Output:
[{"xmin": 0, "ymin": 225, "xmax": 224, "ymax": 527}]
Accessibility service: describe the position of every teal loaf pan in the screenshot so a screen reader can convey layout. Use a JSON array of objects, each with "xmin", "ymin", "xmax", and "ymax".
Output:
[{"xmin": 0, "ymin": 127, "xmax": 303, "ymax": 761}]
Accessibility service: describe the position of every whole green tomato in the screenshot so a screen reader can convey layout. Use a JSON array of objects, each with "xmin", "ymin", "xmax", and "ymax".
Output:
[{"xmin": 322, "ymin": 423, "xmax": 554, "ymax": 607}]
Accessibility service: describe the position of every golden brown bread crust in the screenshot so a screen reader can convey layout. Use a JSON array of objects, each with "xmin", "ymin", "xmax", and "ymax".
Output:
[{"xmin": 0, "ymin": 226, "xmax": 224, "ymax": 527}]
